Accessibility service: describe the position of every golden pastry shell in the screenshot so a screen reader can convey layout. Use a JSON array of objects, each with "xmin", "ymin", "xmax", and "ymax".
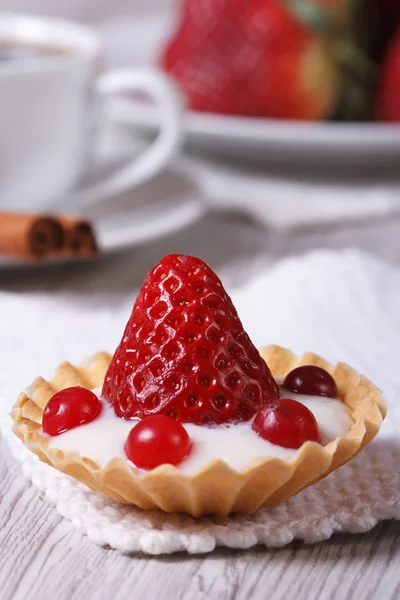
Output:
[{"xmin": 11, "ymin": 346, "xmax": 387, "ymax": 517}]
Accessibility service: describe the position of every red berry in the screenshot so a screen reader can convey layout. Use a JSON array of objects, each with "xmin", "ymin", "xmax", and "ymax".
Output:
[
  {"xmin": 42, "ymin": 386, "xmax": 102, "ymax": 436},
  {"xmin": 102, "ymin": 254, "xmax": 279, "ymax": 425},
  {"xmin": 252, "ymin": 398, "xmax": 321, "ymax": 449},
  {"xmin": 124, "ymin": 415, "xmax": 192, "ymax": 470},
  {"xmin": 161, "ymin": 0, "xmax": 340, "ymax": 120},
  {"xmin": 377, "ymin": 29, "xmax": 400, "ymax": 122},
  {"xmin": 283, "ymin": 366, "xmax": 338, "ymax": 398}
]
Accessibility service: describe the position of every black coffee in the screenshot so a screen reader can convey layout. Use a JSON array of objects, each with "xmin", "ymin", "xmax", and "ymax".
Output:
[{"xmin": 0, "ymin": 41, "xmax": 73, "ymax": 63}]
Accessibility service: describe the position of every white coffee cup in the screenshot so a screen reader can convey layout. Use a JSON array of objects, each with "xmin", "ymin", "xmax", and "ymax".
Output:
[{"xmin": 0, "ymin": 13, "xmax": 184, "ymax": 211}]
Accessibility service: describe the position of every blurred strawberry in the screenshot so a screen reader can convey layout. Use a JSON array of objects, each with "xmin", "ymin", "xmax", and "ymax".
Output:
[
  {"xmin": 161, "ymin": 0, "xmax": 374, "ymax": 121},
  {"xmin": 162, "ymin": 0, "xmax": 338, "ymax": 119},
  {"xmin": 376, "ymin": 28, "xmax": 400, "ymax": 121}
]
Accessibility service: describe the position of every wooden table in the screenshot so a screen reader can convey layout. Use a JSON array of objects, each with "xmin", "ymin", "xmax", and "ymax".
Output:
[{"xmin": 1, "ymin": 209, "xmax": 400, "ymax": 600}]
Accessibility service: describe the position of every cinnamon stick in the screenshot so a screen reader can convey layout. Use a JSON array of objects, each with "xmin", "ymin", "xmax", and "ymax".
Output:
[
  {"xmin": 59, "ymin": 217, "xmax": 99, "ymax": 258},
  {"xmin": 0, "ymin": 213, "xmax": 65, "ymax": 260}
]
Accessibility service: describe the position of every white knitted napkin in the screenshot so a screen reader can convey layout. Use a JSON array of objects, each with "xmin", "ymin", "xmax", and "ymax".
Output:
[{"xmin": 1, "ymin": 249, "xmax": 399, "ymax": 554}]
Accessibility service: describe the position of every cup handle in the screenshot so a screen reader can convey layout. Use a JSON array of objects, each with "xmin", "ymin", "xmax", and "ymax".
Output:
[{"xmin": 70, "ymin": 68, "xmax": 184, "ymax": 208}]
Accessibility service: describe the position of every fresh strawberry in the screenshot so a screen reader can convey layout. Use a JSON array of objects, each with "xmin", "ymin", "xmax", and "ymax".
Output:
[
  {"xmin": 162, "ymin": 0, "xmax": 340, "ymax": 120},
  {"xmin": 102, "ymin": 254, "xmax": 279, "ymax": 425},
  {"xmin": 161, "ymin": 0, "xmax": 373, "ymax": 121},
  {"xmin": 376, "ymin": 28, "xmax": 400, "ymax": 121}
]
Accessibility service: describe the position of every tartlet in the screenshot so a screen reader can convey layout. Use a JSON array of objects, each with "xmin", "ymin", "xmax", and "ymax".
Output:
[{"xmin": 11, "ymin": 345, "xmax": 386, "ymax": 517}]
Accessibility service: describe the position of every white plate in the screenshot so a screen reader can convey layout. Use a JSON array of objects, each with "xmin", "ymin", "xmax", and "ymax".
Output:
[
  {"xmin": 108, "ymin": 101, "xmax": 400, "ymax": 168},
  {"xmin": 0, "ymin": 124, "xmax": 205, "ymax": 268},
  {"xmin": 101, "ymin": 9, "xmax": 400, "ymax": 169}
]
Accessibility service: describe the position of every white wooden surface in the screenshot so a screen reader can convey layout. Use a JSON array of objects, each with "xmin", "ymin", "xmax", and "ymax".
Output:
[{"xmin": 1, "ymin": 210, "xmax": 400, "ymax": 600}]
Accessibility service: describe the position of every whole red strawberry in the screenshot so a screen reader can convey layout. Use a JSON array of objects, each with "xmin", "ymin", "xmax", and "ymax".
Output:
[
  {"xmin": 162, "ymin": 0, "xmax": 341, "ymax": 120},
  {"xmin": 377, "ymin": 28, "xmax": 400, "ymax": 121},
  {"xmin": 102, "ymin": 254, "xmax": 279, "ymax": 425}
]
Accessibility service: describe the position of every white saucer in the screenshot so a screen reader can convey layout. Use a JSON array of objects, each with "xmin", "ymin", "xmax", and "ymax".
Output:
[
  {"xmin": 0, "ymin": 124, "xmax": 205, "ymax": 268},
  {"xmin": 101, "ymin": 9, "xmax": 400, "ymax": 169}
]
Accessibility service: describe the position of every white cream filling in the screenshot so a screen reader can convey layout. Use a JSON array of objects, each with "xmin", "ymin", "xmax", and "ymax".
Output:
[{"xmin": 46, "ymin": 385, "xmax": 353, "ymax": 474}]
